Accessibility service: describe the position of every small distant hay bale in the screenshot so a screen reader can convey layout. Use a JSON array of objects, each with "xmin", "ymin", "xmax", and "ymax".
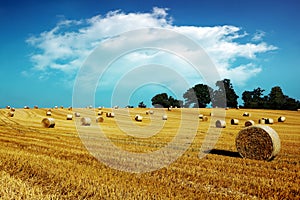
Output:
[
  {"xmin": 88, "ymin": 105, "xmax": 93, "ymax": 109},
  {"xmin": 297, "ymin": 109, "xmax": 300, "ymax": 112},
  {"xmin": 198, "ymin": 114, "xmax": 204, "ymax": 119},
  {"xmin": 216, "ymin": 120, "xmax": 226, "ymax": 128},
  {"xmin": 60, "ymin": 106, "xmax": 64, "ymax": 109},
  {"xmin": 74, "ymin": 112, "xmax": 81, "ymax": 117},
  {"xmin": 66, "ymin": 114, "xmax": 73, "ymax": 120},
  {"xmin": 10, "ymin": 107, "xmax": 15, "ymax": 112},
  {"xmin": 243, "ymin": 112, "xmax": 250, "ymax": 117},
  {"xmin": 81, "ymin": 117, "xmax": 91, "ymax": 126},
  {"xmin": 245, "ymin": 120, "xmax": 255, "ymax": 127},
  {"xmin": 168, "ymin": 107, "xmax": 172, "ymax": 111},
  {"xmin": 54, "ymin": 106, "xmax": 58, "ymax": 109},
  {"xmin": 146, "ymin": 110, "xmax": 149, "ymax": 115},
  {"xmin": 34, "ymin": 105, "xmax": 38, "ymax": 109},
  {"xmin": 114, "ymin": 106, "xmax": 119, "ymax": 109},
  {"xmin": 236, "ymin": 106, "xmax": 240, "ymax": 110},
  {"xmin": 149, "ymin": 110, "xmax": 154, "ymax": 114},
  {"xmin": 106, "ymin": 112, "xmax": 115, "ymax": 118},
  {"xmin": 231, "ymin": 119, "xmax": 239, "ymax": 125},
  {"xmin": 6, "ymin": 106, "xmax": 11, "ymax": 109},
  {"xmin": 265, "ymin": 118, "xmax": 274, "ymax": 124},
  {"xmin": 7, "ymin": 112, "xmax": 14, "ymax": 117},
  {"xmin": 96, "ymin": 116, "xmax": 104, "ymax": 123},
  {"xmin": 199, "ymin": 114, "xmax": 208, "ymax": 121},
  {"xmin": 97, "ymin": 111, "xmax": 103, "ymax": 116},
  {"xmin": 278, "ymin": 116, "xmax": 286, "ymax": 122},
  {"xmin": 258, "ymin": 118, "xmax": 265, "ymax": 124},
  {"xmin": 42, "ymin": 118, "xmax": 55, "ymax": 128},
  {"xmin": 68, "ymin": 107, "xmax": 72, "ymax": 111},
  {"xmin": 46, "ymin": 111, "xmax": 52, "ymax": 116},
  {"xmin": 24, "ymin": 106, "xmax": 29, "ymax": 109},
  {"xmin": 135, "ymin": 115, "xmax": 143, "ymax": 122},
  {"xmin": 162, "ymin": 115, "xmax": 168, "ymax": 120},
  {"xmin": 236, "ymin": 125, "xmax": 281, "ymax": 161},
  {"xmin": 202, "ymin": 116, "xmax": 208, "ymax": 121},
  {"xmin": 98, "ymin": 106, "xmax": 103, "ymax": 110},
  {"xmin": 225, "ymin": 107, "xmax": 229, "ymax": 110}
]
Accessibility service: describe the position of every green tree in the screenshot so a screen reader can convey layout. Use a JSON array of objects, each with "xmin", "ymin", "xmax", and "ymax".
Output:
[
  {"xmin": 242, "ymin": 87, "xmax": 265, "ymax": 108},
  {"xmin": 151, "ymin": 93, "xmax": 181, "ymax": 108},
  {"xmin": 138, "ymin": 101, "xmax": 146, "ymax": 108},
  {"xmin": 183, "ymin": 84, "xmax": 213, "ymax": 108},
  {"xmin": 268, "ymin": 86, "xmax": 286, "ymax": 109},
  {"xmin": 212, "ymin": 79, "xmax": 238, "ymax": 108}
]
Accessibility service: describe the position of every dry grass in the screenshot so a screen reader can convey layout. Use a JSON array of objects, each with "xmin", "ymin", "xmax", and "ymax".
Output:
[{"xmin": 0, "ymin": 107, "xmax": 299, "ymax": 199}]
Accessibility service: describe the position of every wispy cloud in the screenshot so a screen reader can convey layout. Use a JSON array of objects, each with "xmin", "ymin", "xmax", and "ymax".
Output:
[{"xmin": 26, "ymin": 7, "xmax": 277, "ymax": 88}]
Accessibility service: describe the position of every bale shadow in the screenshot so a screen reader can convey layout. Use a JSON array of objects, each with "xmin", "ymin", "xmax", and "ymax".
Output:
[{"xmin": 205, "ymin": 149, "xmax": 241, "ymax": 158}]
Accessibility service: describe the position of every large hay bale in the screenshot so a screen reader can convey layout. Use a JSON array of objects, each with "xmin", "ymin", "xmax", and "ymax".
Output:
[
  {"xmin": 42, "ymin": 118, "xmax": 55, "ymax": 128},
  {"xmin": 96, "ymin": 116, "xmax": 104, "ymax": 123},
  {"xmin": 231, "ymin": 119, "xmax": 239, "ymax": 125},
  {"xmin": 216, "ymin": 120, "xmax": 226, "ymax": 128},
  {"xmin": 75, "ymin": 112, "xmax": 81, "ymax": 117},
  {"xmin": 236, "ymin": 125, "xmax": 281, "ymax": 161},
  {"xmin": 81, "ymin": 117, "xmax": 91, "ymax": 126},
  {"xmin": 265, "ymin": 118, "xmax": 274, "ymax": 124},
  {"xmin": 245, "ymin": 120, "xmax": 255, "ymax": 127},
  {"xmin": 243, "ymin": 112, "xmax": 250, "ymax": 117},
  {"xmin": 258, "ymin": 118, "xmax": 265, "ymax": 124},
  {"xmin": 66, "ymin": 114, "xmax": 73, "ymax": 120},
  {"xmin": 135, "ymin": 114, "xmax": 143, "ymax": 122},
  {"xmin": 7, "ymin": 112, "xmax": 14, "ymax": 117},
  {"xmin": 278, "ymin": 116, "xmax": 286, "ymax": 122},
  {"xmin": 162, "ymin": 115, "xmax": 168, "ymax": 120},
  {"xmin": 46, "ymin": 111, "xmax": 52, "ymax": 116}
]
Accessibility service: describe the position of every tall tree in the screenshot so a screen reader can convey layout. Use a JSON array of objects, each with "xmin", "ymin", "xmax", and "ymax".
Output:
[
  {"xmin": 212, "ymin": 79, "xmax": 238, "ymax": 108},
  {"xmin": 268, "ymin": 86, "xmax": 286, "ymax": 109},
  {"xmin": 151, "ymin": 93, "xmax": 181, "ymax": 108},
  {"xmin": 138, "ymin": 101, "xmax": 146, "ymax": 108},
  {"xmin": 183, "ymin": 84, "xmax": 213, "ymax": 108},
  {"xmin": 242, "ymin": 87, "xmax": 265, "ymax": 108}
]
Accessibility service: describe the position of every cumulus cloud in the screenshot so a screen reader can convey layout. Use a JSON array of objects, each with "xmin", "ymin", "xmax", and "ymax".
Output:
[{"xmin": 26, "ymin": 7, "xmax": 277, "ymax": 88}]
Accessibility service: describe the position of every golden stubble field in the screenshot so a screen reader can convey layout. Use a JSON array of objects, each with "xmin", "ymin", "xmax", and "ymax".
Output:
[{"xmin": 0, "ymin": 107, "xmax": 299, "ymax": 199}]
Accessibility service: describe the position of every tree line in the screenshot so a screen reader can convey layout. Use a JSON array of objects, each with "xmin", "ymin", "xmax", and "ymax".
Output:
[{"xmin": 146, "ymin": 79, "xmax": 300, "ymax": 110}]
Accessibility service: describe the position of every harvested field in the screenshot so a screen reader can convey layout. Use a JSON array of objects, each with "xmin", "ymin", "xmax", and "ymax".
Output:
[{"xmin": 0, "ymin": 108, "xmax": 299, "ymax": 199}]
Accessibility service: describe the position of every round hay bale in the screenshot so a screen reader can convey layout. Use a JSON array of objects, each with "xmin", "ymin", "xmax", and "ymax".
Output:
[
  {"xmin": 265, "ymin": 118, "xmax": 274, "ymax": 124},
  {"xmin": 74, "ymin": 112, "xmax": 80, "ymax": 117},
  {"xmin": 278, "ymin": 116, "xmax": 286, "ymax": 122},
  {"xmin": 258, "ymin": 118, "xmax": 265, "ymax": 124},
  {"xmin": 97, "ymin": 111, "xmax": 103, "ymax": 116},
  {"xmin": 66, "ymin": 114, "xmax": 73, "ymax": 120},
  {"xmin": 42, "ymin": 118, "xmax": 55, "ymax": 128},
  {"xmin": 34, "ymin": 105, "xmax": 38, "ymax": 109},
  {"xmin": 24, "ymin": 106, "xmax": 29, "ymax": 109},
  {"xmin": 81, "ymin": 117, "xmax": 91, "ymax": 126},
  {"xmin": 60, "ymin": 106, "xmax": 64, "ymax": 109},
  {"xmin": 198, "ymin": 114, "xmax": 204, "ymax": 119},
  {"xmin": 146, "ymin": 110, "xmax": 149, "ymax": 115},
  {"xmin": 202, "ymin": 116, "xmax": 208, "ymax": 121},
  {"xmin": 10, "ymin": 107, "xmax": 16, "ymax": 112},
  {"xmin": 96, "ymin": 116, "xmax": 104, "ymax": 123},
  {"xmin": 54, "ymin": 106, "xmax": 58, "ymax": 109},
  {"xmin": 245, "ymin": 120, "xmax": 255, "ymax": 127},
  {"xmin": 236, "ymin": 125, "xmax": 281, "ymax": 161},
  {"xmin": 106, "ymin": 112, "xmax": 115, "ymax": 118},
  {"xmin": 114, "ymin": 106, "xmax": 119, "ymax": 109},
  {"xmin": 6, "ymin": 106, "xmax": 11, "ymax": 109},
  {"xmin": 7, "ymin": 112, "xmax": 14, "ymax": 117},
  {"xmin": 135, "ymin": 115, "xmax": 143, "ymax": 122},
  {"xmin": 243, "ymin": 112, "xmax": 250, "ymax": 117},
  {"xmin": 149, "ymin": 110, "xmax": 154, "ymax": 114},
  {"xmin": 168, "ymin": 107, "xmax": 172, "ymax": 111},
  {"xmin": 231, "ymin": 119, "xmax": 239, "ymax": 125},
  {"xmin": 46, "ymin": 111, "xmax": 52, "ymax": 116},
  {"xmin": 162, "ymin": 115, "xmax": 168, "ymax": 120},
  {"xmin": 236, "ymin": 106, "xmax": 240, "ymax": 110},
  {"xmin": 98, "ymin": 106, "xmax": 103, "ymax": 110},
  {"xmin": 216, "ymin": 120, "xmax": 226, "ymax": 128},
  {"xmin": 68, "ymin": 107, "xmax": 72, "ymax": 111}
]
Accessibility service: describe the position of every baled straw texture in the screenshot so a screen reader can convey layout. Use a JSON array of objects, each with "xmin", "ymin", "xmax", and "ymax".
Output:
[
  {"xmin": 231, "ymin": 119, "xmax": 239, "ymax": 125},
  {"xmin": 216, "ymin": 120, "xmax": 226, "ymax": 128},
  {"xmin": 81, "ymin": 117, "xmax": 91, "ymax": 126},
  {"xmin": 278, "ymin": 116, "xmax": 286, "ymax": 122},
  {"xmin": 236, "ymin": 125, "xmax": 281, "ymax": 161},
  {"xmin": 42, "ymin": 118, "xmax": 55, "ymax": 128},
  {"xmin": 245, "ymin": 120, "xmax": 255, "ymax": 127}
]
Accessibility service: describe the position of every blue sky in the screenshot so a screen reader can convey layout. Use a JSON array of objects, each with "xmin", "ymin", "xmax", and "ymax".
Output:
[{"xmin": 0, "ymin": 0, "xmax": 299, "ymax": 108}]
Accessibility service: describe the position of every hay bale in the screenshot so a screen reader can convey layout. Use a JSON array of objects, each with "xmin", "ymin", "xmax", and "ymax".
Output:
[
  {"xmin": 216, "ymin": 120, "xmax": 226, "ymax": 128},
  {"xmin": 60, "ymin": 106, "xmax": 64, "ymax": 109},
  {"xmin": 34, "ymin": 105, "xmax": 38, "ymax": 109},
  {"xmin": 168, "ymin": 107, "xmax": 172, "ymax": 111},
  {"xmin": 135, "ymin": 115, "xmax": 143, "ymax": 122},
  {"xmin": 98, "ymin": 106, "xmax": 103, "ymax": 110},
  {"xmin": 54, "ymin": 106, "xmax": 58, "ymax": 109},
  {"xmin": 24, "ymin": 106, "xmax": 29, "ymax": 109},
  {"xmin": 278, "ymin": 116, "xmax": 286, "ymax": 122},
  {"xmin": 243, "ymin": 112, "xmax": 250, "ymax": 117},
  {"xmin": 42, "ymin": 118, "xmax": 55, "ymax": 128},
  {"xmin": 7, "ymin": 112, "xmax": 14, "ymax": 117},
  {"xmin": 258, "ymin": 118, "xmax": 265, "ymax": 124},
  {"xmin": 68, "ymin": 107, "xmax": 72, "ymax": 111},
  {"xmin": 162, "ymin": 115, "xmax": 168, "ymax": 120},
  {"xmin": 106, "ymin": 112, "xmax": 115, "ymax": 118},
  {"xmin": 236, "ymin": 125, "xmax": 281, "ymax": 161},
  {"xmin": 74, "ymin": 112, "xmax": 81, "ymax": 117},
  {"xmin": 97, "ymin": 111, "xmax": 103, "ymax": 116},
  {"xmin": 265, "ymin": 118, "xmax": 274, "ymax": 124},
  {"xmin": 199, "ymin": 114, "xmax": 208, "ymax": 121},
  {"xmin": 231, "ymin": 119, "xmax": 239, "ymax": 125},
  {"xmin": 81, "ymin": 117, "xmax": 91, "ymax": 126},
  {"xmin": 96, "ymin": 116, "xmax": 104, "ymax": 123},
  {"xmin": 66, "ymin": 114, "xmax": 73, "ymax": 120},
  {"xmin": 6, "ymin": 106, "xmax": 11, "ymax": 109},
  {"xmin": 245, "ymin": 120, "xmax": 255, "ymax": 127},
  {"xmin": 10, "ymin": 108, "xmax": 15, "ymax": 112},
  {"xmin": 149, "ymin": 110, "xmax": 154, "ymax": 114},
  {"xmin": 198, "ymin": 114, "xmax": 204, "ymax": 119},
  {"xmin": 114, "ymin": 106, "xmax": 119, "ymax": 109},
  {"xmin": 46, "ymin": 111, "xmax": 52, "ymax": 116},
  {"xmin": 202, "ymin": 116, "xmax": 208, "ymax": 121},
  {"xmin": 236, "ymin": 106, "xmax": 240, "ymax": 110}
]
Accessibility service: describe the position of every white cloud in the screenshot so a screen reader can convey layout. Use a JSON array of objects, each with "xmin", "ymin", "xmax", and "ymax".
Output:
[{"xmin": 26, "ymin": 7, "xmax": 277, "ymax": 90}]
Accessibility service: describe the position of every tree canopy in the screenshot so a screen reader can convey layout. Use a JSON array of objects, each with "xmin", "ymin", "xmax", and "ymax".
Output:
[
  {"xmin": 183, "ymin": 84, "xmax": 213, "ymax": 108},
  {"xmin": 151, "ymin": 93, "xmax": 182, "ymax": 108}
]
